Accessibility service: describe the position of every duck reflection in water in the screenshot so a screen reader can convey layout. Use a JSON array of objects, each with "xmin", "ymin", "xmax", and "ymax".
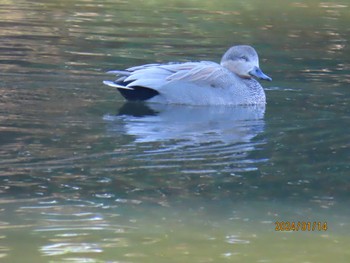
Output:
[{"xmin": 104, "ymin": 102, "xmax": 266, "ymax": 146}]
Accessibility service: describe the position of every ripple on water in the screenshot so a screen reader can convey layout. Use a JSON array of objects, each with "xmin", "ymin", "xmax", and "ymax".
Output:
[{"xmin": 103, "ymin": 103, "xmax": 267, "ymax": 176}]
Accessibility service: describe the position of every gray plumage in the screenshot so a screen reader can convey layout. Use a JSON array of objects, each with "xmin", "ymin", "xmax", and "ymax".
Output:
[{"xmin": 103, "ymin": 45, "xmax": 271, "ymax": 105}]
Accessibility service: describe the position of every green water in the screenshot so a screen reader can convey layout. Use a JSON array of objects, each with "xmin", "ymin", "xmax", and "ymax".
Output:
[{"xmin": 0, "ymin": 0, "xmax": 349, "ymax": 262}]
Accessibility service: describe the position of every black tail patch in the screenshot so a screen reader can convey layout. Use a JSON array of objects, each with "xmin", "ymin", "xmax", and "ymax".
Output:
[{"xmin": 117, "ymin": 86, "xmax": 159, "ymax": 101}]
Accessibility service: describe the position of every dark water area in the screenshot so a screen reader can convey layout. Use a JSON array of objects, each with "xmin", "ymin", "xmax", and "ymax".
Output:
[{"xmin": 0, "ymin": 0, "xmax": 350, "ymax": 262}]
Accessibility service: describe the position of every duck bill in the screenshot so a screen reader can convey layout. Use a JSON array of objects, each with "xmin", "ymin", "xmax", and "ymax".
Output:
[{"xmin": 249, "ymin": 66, "xmax": 272, "ymax": 81}]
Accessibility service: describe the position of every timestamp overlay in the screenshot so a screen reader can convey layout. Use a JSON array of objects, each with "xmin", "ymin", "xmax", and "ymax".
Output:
[{"xmin": 275, "ymin": 221, "xmax": 328, "ymax": 232}]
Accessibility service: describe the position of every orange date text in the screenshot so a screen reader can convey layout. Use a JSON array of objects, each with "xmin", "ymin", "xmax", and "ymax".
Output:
[{"xmin": 275, "ymin": 221, "xmax": 328, "ymax": 231}]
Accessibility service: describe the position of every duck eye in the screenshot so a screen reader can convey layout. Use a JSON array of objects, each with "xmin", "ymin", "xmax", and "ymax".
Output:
[{"xmin": 240, "ymin": 56, "xmax": 249, "ymax": 62}]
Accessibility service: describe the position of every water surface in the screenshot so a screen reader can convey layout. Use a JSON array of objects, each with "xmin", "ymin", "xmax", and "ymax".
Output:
[{"xmin": 0, "ymin": 0, "xmax": 349, "ymax": 262}]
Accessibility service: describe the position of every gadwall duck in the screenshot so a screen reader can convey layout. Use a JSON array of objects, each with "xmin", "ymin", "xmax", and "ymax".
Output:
[{"xmin": 103, "ymin": 45, "xmax": 271, "ymax": 105}]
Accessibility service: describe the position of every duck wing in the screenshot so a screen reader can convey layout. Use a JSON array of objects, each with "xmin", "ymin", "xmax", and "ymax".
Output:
[
  {"xmin": 165, "ymin": 62, "xmax": 230, "ymax": 88},
  {"xmin": 108, "ymin": 61, "xmax": 230, "ymax": 90},
  {"xmin": 107, "ymin": 63, "xmax": 176, "ymax": 90}
]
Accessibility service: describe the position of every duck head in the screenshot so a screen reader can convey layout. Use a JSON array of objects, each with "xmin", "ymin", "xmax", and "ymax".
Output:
[{"xmin": 220, "ymin": 45, "xmax": 272, "ymax": 81}]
